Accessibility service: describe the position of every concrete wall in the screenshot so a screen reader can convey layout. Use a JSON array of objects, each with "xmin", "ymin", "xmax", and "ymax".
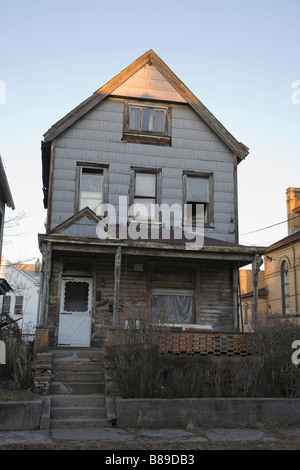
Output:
[
  {"xmin": 0, "ymin": 400, "xmax": 43, "ymax": 431},
  {"xmin": 116, "ymin": 397, "xmax": 300, "ymax": 428}
]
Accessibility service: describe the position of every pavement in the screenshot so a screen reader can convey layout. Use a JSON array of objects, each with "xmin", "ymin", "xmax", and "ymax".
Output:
[{"xmin": 0, "ymin": 425, "xmax": 300, "ymax": 448}]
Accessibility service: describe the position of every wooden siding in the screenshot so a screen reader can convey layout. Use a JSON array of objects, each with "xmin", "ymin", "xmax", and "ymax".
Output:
[
  {"xmin": 50, "ymin": 97, "xmax": 236, "ymax": 243},
  {"xmin": 111, "ymin": 63, "xmax": 186, "ymax": 103},
  {"xmin": 46, "ymin": 255, "xmax": 235, "ymax": 348}
]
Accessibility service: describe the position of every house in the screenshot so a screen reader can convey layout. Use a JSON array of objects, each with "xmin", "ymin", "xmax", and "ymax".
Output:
[
  {"xmin": 37, "ymin": 50, "xmax": 265, "ymax": 350},
  {"xmin": 0, "ymin": 257, "xmax": 41, "ymax": 335},
  {"xmin": 0, "ymin": 157, "xmax": 15, "ymax": 296},
  {"xmin": 264, "ymin": 187, "xmax": 300, "ymax": 318}
]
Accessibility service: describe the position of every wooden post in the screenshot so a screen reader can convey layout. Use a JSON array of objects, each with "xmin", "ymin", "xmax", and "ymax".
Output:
[
  {"xmin": 113, "ymin": 246, "xmax": 121, "ymax": 329},
  {"xmin": 233, "ymin": 267, "xmax": 239, "ymax": 331},
  {"xmin": 252, "ymin": 254, "xmax": 263, "ymax": 329},
  {"xmin": 39, "ymin": 242, "xmax": 52, "ymax": 327}
]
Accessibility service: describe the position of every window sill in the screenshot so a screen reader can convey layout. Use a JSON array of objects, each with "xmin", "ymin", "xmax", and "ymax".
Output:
[{"xmin": 122, "ymin": 132, "xmax": 171, "ymax": 147}]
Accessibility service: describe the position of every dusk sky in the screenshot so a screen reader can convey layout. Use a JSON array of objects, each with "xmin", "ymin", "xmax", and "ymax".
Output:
[{"xmin": 1, "ymin": 0, "xmax": 299, "ymax": 264}]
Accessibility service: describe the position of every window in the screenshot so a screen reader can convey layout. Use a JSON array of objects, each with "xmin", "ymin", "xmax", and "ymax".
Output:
[
  {"xmin": 76, "ymin": 163, "xmax": 108, "ymax": 214},
  {"xmin": 79, "ymin": 168, "xmax": 103, "ymax": 212},
  {"xmin": 151, "ymin": 264, "xmax": 195, "ymax": 324},
  {"xmin": 152, "ymin": 288, "xmax": 194, "ymax": 324},
  {"xmin": 184, "ymin": 172, "xmax": 213, "ymax": 227},
  {"xmin": 129, "ymin": 106, "xmax": 166, "ymax": 133},
  {"xmin": 281, "ymin": 261, "xmax": 290, "ymax": 315},
  {"xmin": 1, "ymin": 296, "xmax": 11, "ymax": 314},
  {"xmin": 14, "ymin": 296, "xmax": 23, "ymax": 315},
  {"xmin": 123, "ymin": 103, "xmax": 171, "ymax": 146},
  {"xmin": 130, "ymin": 170, "xmax": 160, "ymax": 222}
]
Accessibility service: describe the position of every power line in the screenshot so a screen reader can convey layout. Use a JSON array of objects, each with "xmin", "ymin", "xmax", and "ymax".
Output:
[{"xmin": 241, "ymin": 214, "xmax": 300, "ymax": 236}]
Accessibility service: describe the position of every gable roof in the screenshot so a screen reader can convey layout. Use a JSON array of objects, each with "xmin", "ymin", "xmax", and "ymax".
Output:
[{"xmin": 43, "ymin": 50, "xmax": 249, "ymax": 161}]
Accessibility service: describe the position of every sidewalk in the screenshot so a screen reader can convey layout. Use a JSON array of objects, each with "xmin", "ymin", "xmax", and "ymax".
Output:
[{"xmin": 0, "ymin": 425, "xmax": 300, "ymax": 448}]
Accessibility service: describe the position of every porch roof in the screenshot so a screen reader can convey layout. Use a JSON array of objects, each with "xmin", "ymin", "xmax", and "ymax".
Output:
[{"xmin": 38, "ymin": 230, "xmax": 266, "ymax": 267}]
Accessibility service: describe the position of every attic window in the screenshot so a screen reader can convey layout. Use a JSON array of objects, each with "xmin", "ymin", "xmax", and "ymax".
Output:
[{"xmin": 123, "ymin": 103, "xmax": 171, "ymax": 146}]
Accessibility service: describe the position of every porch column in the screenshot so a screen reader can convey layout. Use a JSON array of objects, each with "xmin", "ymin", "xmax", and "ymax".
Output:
[
  {"xmin": 252, "ymin": 254, "xmax": 263, "ymax": 329},
  {"xmin": 113, "ymin": 246, "xmax": 121, "ymax": 329},
  {"xmin": 38, "ymin": 241, "xmax": 52, "ymax": 327}
]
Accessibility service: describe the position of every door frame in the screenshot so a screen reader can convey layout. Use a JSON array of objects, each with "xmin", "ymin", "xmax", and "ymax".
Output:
[{"xmin": 57, "ymin": 276, "xmax": 93, "ymax": 347}]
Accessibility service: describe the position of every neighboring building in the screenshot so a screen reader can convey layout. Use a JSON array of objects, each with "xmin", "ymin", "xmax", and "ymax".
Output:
[
  {"xmin": 239, "ymin": 268, "xmax": 267, "ymax": 331},
  {"xmin": 264, "ymin": 187, "xmax": 300, "ymax": 318},
  {"xmin": 0, "ymin": 257, "xmax": 41, "ymax": 334},
  {"xmin": 0, "ymin": 157, "xmax": 15, "ymax": 296},
  {"xmin": 38, "ymin": 50, "xmax": 265, "ymax": 349}
]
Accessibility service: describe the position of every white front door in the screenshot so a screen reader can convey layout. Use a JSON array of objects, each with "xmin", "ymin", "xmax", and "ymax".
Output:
[{"xmin": 58, "ymin": 277, "xmax": 92, "ymax": 347}]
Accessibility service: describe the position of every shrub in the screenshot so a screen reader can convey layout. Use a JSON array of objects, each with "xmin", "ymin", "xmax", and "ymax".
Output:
[{"xmin": 106, "ymin": 312, "xmax": 300, "ymax": 398}]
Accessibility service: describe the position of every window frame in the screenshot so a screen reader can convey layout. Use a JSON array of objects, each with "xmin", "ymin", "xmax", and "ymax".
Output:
[
  {"xmin": 123, "ymin": 102, "xmax": 172, "ymax": 146},
  {"xmin": 183, "ymin": 171, "xmax": 214, "ymax": 228},
  {"xmin": 281, "ymin": 260, "xmax": 291, "ymax": 315},
  {"xmin": 14, "ymin": 296, "xmax": 23, "ymax": 316},
  {"xmin": 75, "ymin": 162, "xmax": 109, "ymax": 214},
  {"xmin": 129, "ymin": 167, "xmax": 162, "ymax": 223}
]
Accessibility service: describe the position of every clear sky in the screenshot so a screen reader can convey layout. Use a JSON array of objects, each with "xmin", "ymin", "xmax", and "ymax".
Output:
[{"xmin": 0, "ymin": 0, "xmax": 299, "ymax": 263}]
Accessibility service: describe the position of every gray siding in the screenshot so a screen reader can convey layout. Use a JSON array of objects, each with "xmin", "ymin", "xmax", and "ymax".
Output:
[{"xmin": 50, "ymin": 98, "xmax": 236, "ymax": 242}]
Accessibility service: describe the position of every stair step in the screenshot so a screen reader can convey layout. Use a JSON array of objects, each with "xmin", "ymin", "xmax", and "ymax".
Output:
[
  {"xmin": 50, "ymin": 381, "xmax": 105, "ymax": 394},
  {"xmin": 48, "ymin": 348, "xmax": 109, "ymax": 428},
  {"xmin": 53, "ymin": 371, "xmax": 104, "ymax": 382},
  {"xmin": 52, "ymin": 360, "xmax": 104, "ymax": 372},
  {"xmin": 50, "ymin": 417, "xmax": 108, "ymax": 428},
  {"xmin": 51, "ymin": 406, "xmax": 106, "ymax": 420},
  {"xmin": 51, "ymin": 394, "xmax": 105, "ymax": 407}
]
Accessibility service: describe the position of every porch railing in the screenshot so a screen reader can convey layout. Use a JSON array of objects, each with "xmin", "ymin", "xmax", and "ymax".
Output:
[{"xmin": 107, "ymin": 329, "xmax": 254, "ymax": 356}]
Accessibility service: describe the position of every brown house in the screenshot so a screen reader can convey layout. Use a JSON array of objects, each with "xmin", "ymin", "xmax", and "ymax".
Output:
[
  {"xmin": 264, "ymin": 187, "xmax": 300, "ymax": 318},
  {"xmin": 37, "ymin": 50, "xmax": 265, "ymax": 350}
]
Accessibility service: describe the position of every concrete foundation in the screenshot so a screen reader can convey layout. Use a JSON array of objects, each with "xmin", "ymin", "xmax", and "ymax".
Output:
[{"xmin": 116, "ymin": 398, "xmax": 300, "ymax": 428}]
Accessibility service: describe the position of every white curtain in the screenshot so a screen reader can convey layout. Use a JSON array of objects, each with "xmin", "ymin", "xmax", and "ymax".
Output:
[{"xmin": 152, "ymin": 289, "xmax": 194, "ymax": 323}]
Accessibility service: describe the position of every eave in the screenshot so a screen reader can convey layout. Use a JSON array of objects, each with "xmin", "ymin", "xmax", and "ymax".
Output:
[{"xmin": 38, "ymin": 232, "xmax": 265, "ymax": 267}]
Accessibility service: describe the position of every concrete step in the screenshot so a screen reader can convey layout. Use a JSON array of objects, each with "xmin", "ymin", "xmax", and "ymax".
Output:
[
  {"xmin": 51, "ymin": 405, "xmax": 106, "ymax": 420},
  {"xmin": 51, "ymin": 394, "xmax": 105, "ymax": 408},
  {"xmin": 50, "ymin": 380, "xmax": 105, "ymax": 394},
  {"xmin": 50, "ymin": 417, "xmax": 108, "ymax": 428},
  {"xmin": 52, "ymin": 371, "xmax": 104, "ymax": 383},
  {"xmin": 52, "ymin": 360, "xmax": 104, "ymax": 372}
]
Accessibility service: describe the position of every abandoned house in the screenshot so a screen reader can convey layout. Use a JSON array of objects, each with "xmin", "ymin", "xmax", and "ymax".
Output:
[{"xmin": 37, "ymin": 50, "xmax": 265, "ymax": 350}]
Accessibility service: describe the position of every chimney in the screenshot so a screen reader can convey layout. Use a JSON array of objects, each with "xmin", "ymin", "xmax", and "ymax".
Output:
[{"xmin": 286, "ymin": 187, "xmax": 300, "ymax": 235}]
